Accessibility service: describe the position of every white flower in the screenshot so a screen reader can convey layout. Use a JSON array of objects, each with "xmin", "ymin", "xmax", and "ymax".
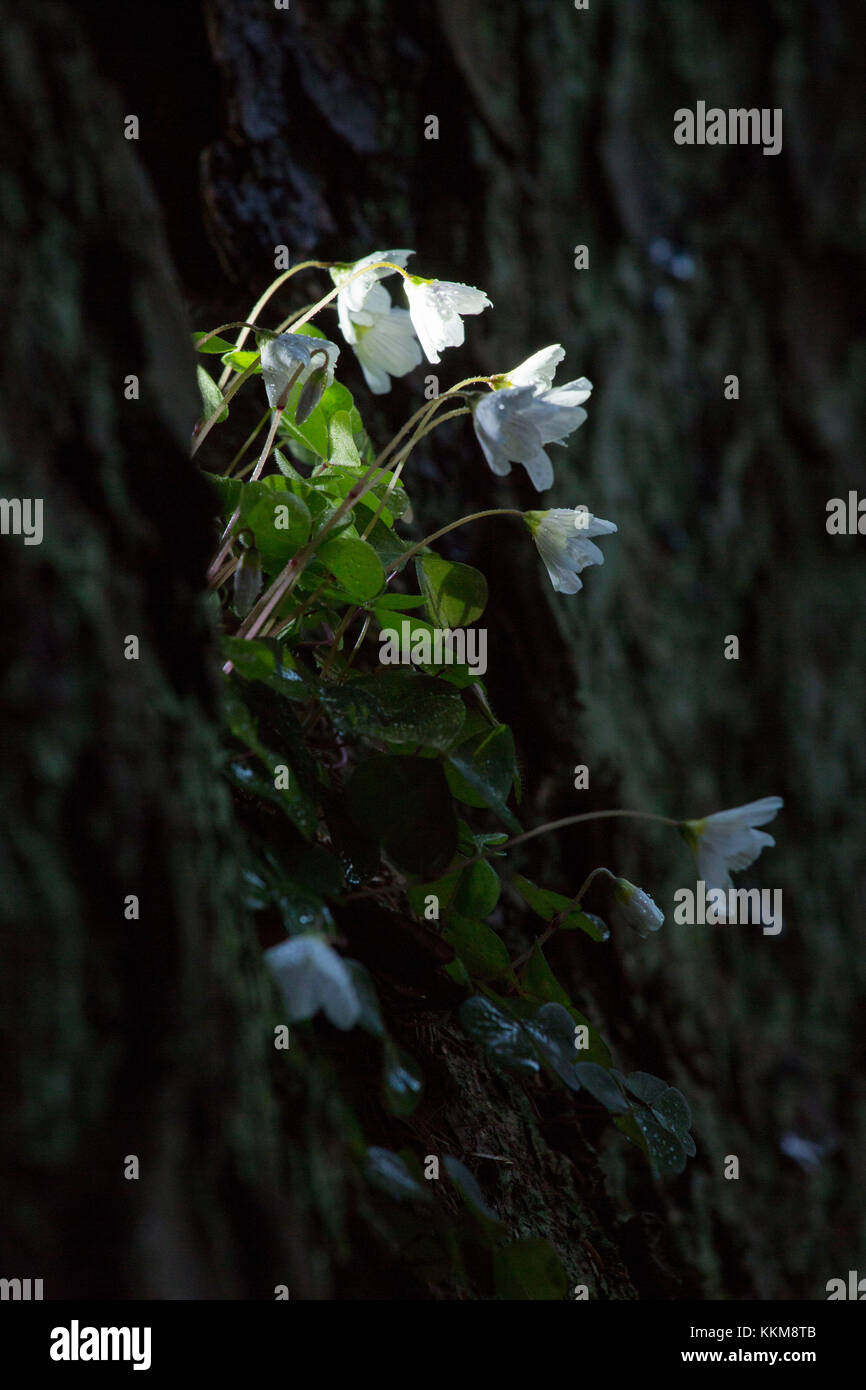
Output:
[
  {"xmin": 524, "ymin": 508, "xmax": 616, "ymax": 593},
  {"xmin": 680, "ymin": 797, "xmax": 783, "ymax": 892},
  {"xmin": 331, "ymin": 249, "xmax": 413, "ymax": 331},
  {"xmin": 613, "ymin": 878, "xmax": 664, "ymax": 935},
  {"xmin": 331, "ymin": 250, "xmax": 422, "ymax": 393},
  {"xmin": 347, "ymin": 308, "xmax": 423, "ymax": 395},
  {"xmin": 472, "ymin": 350, "xmax": 593, "ymax": 490},
  {"xmin": 264, "ymin": 935, "xmax": 361, "ymax": 1030},
  {"xmin": 260, "ymin": 332, "xmax": 339, "ymax": 410},
  {"xmin": 403, "ymin": 276, "xmax": 492, "ymax": 363}
]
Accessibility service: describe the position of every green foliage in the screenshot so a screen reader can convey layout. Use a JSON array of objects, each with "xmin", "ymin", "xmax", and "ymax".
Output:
[
  {"xmin": 194, "ymin": 255, "xmax": 704, "ymax": 1299},
  {"xmin": 512, "ymin": 873, "xmax": 609, "ymax": 942}
]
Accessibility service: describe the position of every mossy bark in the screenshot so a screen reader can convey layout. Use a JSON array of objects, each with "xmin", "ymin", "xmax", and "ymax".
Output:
[{"xmin": 2, "ymin": 0, "xmax": 861, "ymax": 1300}]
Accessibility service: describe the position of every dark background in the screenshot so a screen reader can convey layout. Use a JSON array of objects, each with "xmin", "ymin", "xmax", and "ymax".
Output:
[{"xmin": 1, "ymin": 0, "xmax": 864, "ymax": 1299}]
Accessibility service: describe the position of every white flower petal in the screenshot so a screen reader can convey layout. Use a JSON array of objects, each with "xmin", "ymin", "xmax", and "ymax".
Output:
[
  {"xmin": 351, "ymin": 306, "xmax": 422, "ymax": 393},
  {"xmin": 531, "ymin": 509, "xmax": 616, "ymax": 593},
  {"xmin": 264, "ymin": 936, "xmax": 361, "ymax": 1031},
  {"xmin": 260, "ymin": 333, "xmax": 339, "ymax": 410},
  {"xmin": 404, "ymin": 278, "xmax": 491, "ymax": 363},
  {"xmin": 332, "ymin": 249, "xmax": 413, "ymax": 312},
  {"xmin": 690, "ymin": 798, "xmax": 783, "ymax": 891},
  {"xmin": 507, "ymin": 344, "xmax": 566, "ymax": 389}
]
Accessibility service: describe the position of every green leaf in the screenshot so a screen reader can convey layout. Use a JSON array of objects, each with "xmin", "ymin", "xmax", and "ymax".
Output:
[
  {"xmin": 220, "ymin": 636, "xmax": 276, "ymax": 682},
  {"xmin": 518, "ymin": 947, "xmax": 612, "ymax": 1068},
  {"xmin": 345, "ymin": 755, "xmax": 458, "ymax": 874},
  {"xmin": 202, "ymin": 470, "xmax": 242, "ymax": 516},
  {"xmin": 511, "ymin": 874, "xmax": 609, "ymax": 942},
  {"xmin": 221, "ymin": 349, "xmax": 261, "ymax": 373},
  {"xmin": 459, "ymin": 996, "xmax": 540, "ymax": 1076},
  {"xmin": 277, "ymin": 378, "xmax": 362, "ymax": 463},
  {"xmin": 365, "ymin": 519, "xmax": 412, "ymax": 569},
  {"xmin": 622, "ymin": 1071, "xmax": 669, "ymax": 1107},
  {"xmin": 240, "ymin": 862, "xmax": 333, "ymax": 937},
  {"xmin": 328, "ymin": 409, "xmax": 363, "ymax": 467},
  {"xmin": 318, "ymin": 535, "xmax": 384, "ymax": 601},
  {"xmin": 372, "ymin": 593, "xmax": 427, "ymax": 611},
  {"xmin": 445, "ymin": 725, "xmax": 520, "ymax": 832},
  {"xmin": 493, "ymin": 1238, "xmax": 568, "ymax": 1301},
  {"xmin": 443, "ymin": 1156, "xmax": 501, "ymax": 1224},
  {"xmin": 221, "ymin": 685, "xmax": 317, "ymax": 839},
  {"xmin": 194, "ymin": 331, "xmax": 239, "ymax": 354},
  {"xmin": 318, "ymin": 668, "xmax": 465, "ymax": 752},
  {"xmin": 317, "ymin": 465, "xmax": 410, "ymax": 526},
  {"xmin": 225, "ymin": 755, "xmax": 317, "ymax": 842},
  {"xmin": 629, "ymin": 1110, "xmax": 689, "ymax": 1178},
  {"xmin": 382, "ymin": 1041, "xmax": 424, "ymax": 1117},
  {"xmin": 244, "ymin": 490, "xmax": 311, "ymax": 560},
  {"xmin": 416, "ymin": 553, "xmax": 488, "ymax": 627},
  {"xmin": 444, "ymin": 913, "xmax": 515, "ymax": 984},
  {"xmin": 406, "ymin": 869, "xmax": 462, "ymax": 920},
  {"xmin": 648, "ymin": 1086, "xmax": 694, "ymax": 1149},
  {"xmin": 453, "ymin": 860, "xmax": 501, "ymax": 917},
  {"xmin": 273, "ymin": 448, "xmax": 304, "ymax": 481},
  {"xmin": 517, "ymin": 1002, "xmax": 581, "ymax": 1091},
  {"xmin": 197, "ymin": 365, "xmax": 228, "ymax": 422},
  {"xmin": 364, "ymin": 1147, "xmax": 429, "ymax": 1203},
  {"xmin": 573, "ymin": 1062, "xmax": 632, "ymax": 1114},
  {"xmin": 519, "ymin": 942, "xmax": 572, "ymax": 1008}
]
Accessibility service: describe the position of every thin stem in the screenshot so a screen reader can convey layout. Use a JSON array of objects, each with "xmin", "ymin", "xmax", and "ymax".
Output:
[
  {"xmin": 230, "ymin": 398, "xmax": 463, "ymax": 650},
  {"xmin": 360, "ymin": 458, "xmax": 406, "ymax": 540},
  {"xmin": 282, "ymin": 260, "xmax": 411, "ymax": 337},
  {"xmin": 390, "ymin": 507, "xmax": 524, "ymax": 578},
  {"xmin": 206, "ymin": 404, "xmax": 284, "ymax": 583},
  {"xmin": 345, "ymin": 613, "xmax": 372, "ymax": 670},
  {"xmin": 320, "ymin": 605, "xmax": 358, "ymax": 678},
  {"xmin": 224, "ymin": 384, "xmax": 486, "ymax": 668},
  {"xmin": 196, "ymin": 321, "xmax": 265, "ymax": 352},
  {"xmin": 226, "ymin": 410, "xmax": 270, "ymax": 479},
  {"xmin": 510, "ymin": 867, "xmax": 614, "ymax": 971},
  {"xmin": 191, "ymin": 358, "xmax": 260, "ymax": 458},
  {"xmin": 503, "ymin": 809, "xmax": 680, "ymax": 853},
  {"xmin": 218, "ymin": 262, "xmax": 336, "ymax": 388}
]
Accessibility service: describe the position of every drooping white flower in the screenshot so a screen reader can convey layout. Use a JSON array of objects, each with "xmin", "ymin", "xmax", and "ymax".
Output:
[
  {"xmin": 523, "ymin": 508, "xmax": 616, "ymax": 593},
  {"xmin": 613, "ymin": 877, "xmax": 664, "ymax": 936},
  {"xmin": 331, "ymin": 249, "xmax": 414, "ymax": 333},
  {"xmin": 264, "ymin": 935, "xmax": 361, "ymax": 1030},
  {"xmin": 331, "ymin": 250, "xmax": 422, "ymax": 393},
  {"xmin": 347, "ymin": 308, "xmax": 423, "ymax": 395},
  {"xmin": 472, "ymin": 354, "xmax": 593, "ymax": 490},
  {"xmin": 403, "ymin": 275, "xmax": 492, "ymax": 363},
  {"xmin": 680, "ymin": 798, "xmax": 783, "ymax": 892},
  {"xmin": 260, "ymin": 332, "xmax": 339, "ymax": 410}
]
